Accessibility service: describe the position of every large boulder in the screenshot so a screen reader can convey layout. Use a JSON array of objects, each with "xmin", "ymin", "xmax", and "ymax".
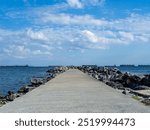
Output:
[
  {"xmin": 113, "ymin": 73, "xmax": 141, "ymax": 90},
  {"xmin": 125, "ymin": 75, "xmax": 141, "ymax": 89},
  {"xmin": 0, "ymin": 94, "xmax": 5, "ymax": 99},
  {"xmin": 141, "ymin": 98, "xmax": 150, "ymax": 105},
  {"xmin": 31, "ymin": 78, "xmax": 45, "ymax": 87},
  {"xmin": 133, "ymin": 85, "xmax": 150, "ymax": 90},
  {"xmin": 141, "ymin": 75, "xmax": 150, "ymax": 87},
  {"xmin": 6, "ymin": 91, "xmax": 15, "ymax": 101},
  {"xmin": 105, "ymin": 81, "xmax": 124, "ymax": 90},
  {"xmin": 0, "ymin": 100, "xmax": 6, "ymax": 106},
  {"xmin": 6, "ymin": 95, "xmax": 15, "ymax": 101},
  {"xmin": 17, "ymin": 86, "xmax": 30, "ymax": 94}
]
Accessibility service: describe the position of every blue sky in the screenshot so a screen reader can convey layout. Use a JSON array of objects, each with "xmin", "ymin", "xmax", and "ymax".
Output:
[{"xmin": 0, "ymin": 0, "xmax": 150, "ymax": 66}]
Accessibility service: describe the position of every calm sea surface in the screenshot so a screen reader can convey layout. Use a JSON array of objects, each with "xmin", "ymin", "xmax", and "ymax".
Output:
[
  {"xmin": 0, "ymin": 66, "xmax": 52, "ymax": 95},
  {"xmin": 117, "ymin": 66, "xmax": 150, "ymax": 75},
  {"xmin": 0, "ymin": 66, "xmax": 150, "ymax": 96}
]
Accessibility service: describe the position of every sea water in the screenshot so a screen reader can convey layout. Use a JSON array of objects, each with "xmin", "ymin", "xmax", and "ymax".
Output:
[
  {"xmin": 0, "ymin": 66, "xmax": 51, "ymax": 95},
  {"xmin": 117, "ymin": 66, "xmax": 150, "ymax": 75}
]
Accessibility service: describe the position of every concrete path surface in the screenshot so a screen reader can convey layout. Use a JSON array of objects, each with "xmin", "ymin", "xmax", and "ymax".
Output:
[{"xmin": 0, "ymin": 69, "xmax": 150, "ymax": 113}]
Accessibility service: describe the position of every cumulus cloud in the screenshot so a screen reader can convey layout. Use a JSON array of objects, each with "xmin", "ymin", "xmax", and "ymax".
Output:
[
  {"xmin": 67, "ymin": 0, "xmax": 83, "ymax": 8},
  {"xmin": 1, "ymin": 12, "xmax": 150, "ymax": 59},
  {"xmin": 118, "ymin": 31, "xmax": 134, "ymax": 42},
  {"xmin": 32, "ymin": 50, "xmax": 52, "ymax": 55},
  {"xmin": 81, "ymin": 0, "xmax": 105, "ymax": 6},
  {"xmin": 82, "ymin": 30, "xmax": 99, "ymax": 43},
  {"xmin": 1, "ymin": 13, "xmax": 150, "ymax": 51},
  {"xmin": 40, "ymin": 44, "xmax": 53, "ymax": 51},
  {"xmin": 81, "ymin": 29, "xmax": 150, "ymax": 48},
  {"xmin": 3, "ymin": 45, "xmax": 30, "ymax": 59},
  {"xmin": 40, "ymin": 12, "xmax": 150, "ymax": 39},
  {"xmin": 66, "ymin": 0, "xmax": 105, "ymax": 8},
  {"xmin": 1, "ymin": 3, "xmax": 150, "ymax": 59},
  {"xmin": 0, "ymin": 28, "xmax": 53, "ymax": 58},
  {"xmin": 41, "ymin": 13, "xmax": 106, "ymax": 26},
  {"xmin": 82, "ymin": 30, "xmax": 110, "ymax": 49},
  {"xmin": 3, "ymin": 45, "xmax": 52, "ymax": 59},
  {"xmin": 27, "ymin": 29, "xmax": 48, "ymax": 41}
]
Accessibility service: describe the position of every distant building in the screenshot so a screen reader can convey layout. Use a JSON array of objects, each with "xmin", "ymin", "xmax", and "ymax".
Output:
[
  {"xmin": 120, "ymin": 65, "xmax": 135, "ymax": 67},
  {"xmin": 138, "ymin": 65, "xmax": 150, "ymax": 67}
]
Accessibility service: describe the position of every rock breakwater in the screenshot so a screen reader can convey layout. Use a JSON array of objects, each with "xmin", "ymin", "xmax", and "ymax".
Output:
[{"xmin": 77, "ymin": 66, "xmax": 150, "ymax": 105}]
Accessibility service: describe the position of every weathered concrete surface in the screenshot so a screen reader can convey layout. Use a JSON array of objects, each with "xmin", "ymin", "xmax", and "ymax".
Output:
[{"xmin": 0, "ymin": 69, "xmax": 150, "ymax": 113}]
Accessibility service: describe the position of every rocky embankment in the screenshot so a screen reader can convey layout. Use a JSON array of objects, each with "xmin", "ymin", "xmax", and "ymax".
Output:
[
  {"xmin": 77, "ymin": 66, "xmax": 150, "ymax": 105},
  {"xmin": 0, "ymin": 67, "xmax": 68, "ymax": 107}
]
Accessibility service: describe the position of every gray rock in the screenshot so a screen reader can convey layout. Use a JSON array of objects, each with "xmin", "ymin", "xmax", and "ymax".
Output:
[
  {"xmin": 18, "ymin": 86, "xmax": 30, "ymax": 93},
  {"xmin": 8, "ymin": 91, "xmax": 14, "ymax": 95},
  {"xmin": 79, "ymin": 66, "xmax": 150, "ymax": 91},
  {"xmin": 122, "ymin": 90, "xmax": 127, "ymax": 95},
  {"xmin": 133, "ymin": 85, "xmax": 150, "ymax": 90},
  {"xmin": 6, "ymin": 94, "xmax": 15, "ymax": 101},
  {"xmin": 141, "ymin": 75, "xmax": 150, "ymax": 87},
  {"xmin": 141, "ymin": 98, "xmax": 150, "ymax": 105},
  {"xmin": 92, "ymin": 74, "xmax": 99, "ymax": 80},
  {"xmin": 0, "ymin": 94, "xmax": 5, "ymax": 99},
  {"xmin": 105, "ymin": 81, "xmax": 117, "ymax": 89},
  {"xmin": 18, "ymin": 86, "xmax": 35, "ymax": 94},
  {"xmin": 31, "ymin": 78, "xmax": 44, "ymax": 86},
  {"xmin": 0, "ymin": 100, "xmax": 6, "ymax": 106}
]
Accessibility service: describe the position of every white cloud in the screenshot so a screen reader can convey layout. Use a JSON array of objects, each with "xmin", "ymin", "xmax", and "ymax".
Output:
[
  {"xmin": 3, "ymin": 45, "xmax": 52, "ymax": 59},
  {"xmin": 40, "ymin": 12, "xmax": 150, "ymax": 39},
  {"xmin": 119, "ymin": 31, "xmax": 134, "ymax": 42},
  {"xmin": 41, "ymin": 13, "xmax": 106, "ymax": 26},
  {"xmin": 3, "ymin": 45, "xmax": 30, "ymax": 59},
  {"xmin": 1, "ymin": 0, "xmax": 150, "ymax": 65},
  {"xmin": 82, "ymin": 30, "xmax": 99, "ymax": 43},
  {"xmin": 1, "ymin": 13, "xmax": 150, "ymax": 55},
  {"xmin": 27, "ymin": 29, "xmax": 48, "ymax": 41},
  {"xmin": 82, "ymin": 30, "xmax": 112, "ymax": 45},
  {"xmin": 1, "ymin": 4, "xmax": 150, "ymax": 59},
  {"xmin": 82, "ymin": 30, "xmax": 110, "ymax": 49},
  {"xmin": 136, "ymin": 35, "xmax": 149, "ymax": 42},
  {"xmin": 32, "ymin": 50, "xmax": 52, "ymax": 55},
  {"xmin": 81, "ymin": 0, "xmax": 105, "ymax": 6},
  {"xmin": 81, "ymin": 29, "xmax": 150, "ymax": 48},
  {"xmin": 66, "ymin": 0, "xmax": 105, "ymax": 8},
  {"xmin": 40, "ymin": 44, "xmax": 53, "ymax": 51},
  {"xmin": 67, "ymin": 0, "xmax": 83, "ymax": 8}
]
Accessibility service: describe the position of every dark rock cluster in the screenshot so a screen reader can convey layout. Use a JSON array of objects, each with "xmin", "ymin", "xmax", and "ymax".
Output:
[
  {"xmin": 0, "ymin": 66, "xmax": 68, "ymax": 106},
  {"xmin": 78, "ymin": 65, "xmax": 150, "ymax": 105},
  {"xmin": 78, "ymin": 66, "xmax": 150, "ymax": 90},
  {"xmin": 47, "ymin": 66, "xmax": 67, "ymax": 74}
]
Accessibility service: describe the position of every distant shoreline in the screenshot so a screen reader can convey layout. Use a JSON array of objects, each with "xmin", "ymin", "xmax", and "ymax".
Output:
[{"xmin": 1, "ymin": 64, "xmax": 150, "ymax": 67}]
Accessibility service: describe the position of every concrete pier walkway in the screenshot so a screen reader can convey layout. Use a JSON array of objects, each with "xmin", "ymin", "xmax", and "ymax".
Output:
[{"xmin": 0, "ymin": 69, "xmax": 150, "ymax": 113}]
